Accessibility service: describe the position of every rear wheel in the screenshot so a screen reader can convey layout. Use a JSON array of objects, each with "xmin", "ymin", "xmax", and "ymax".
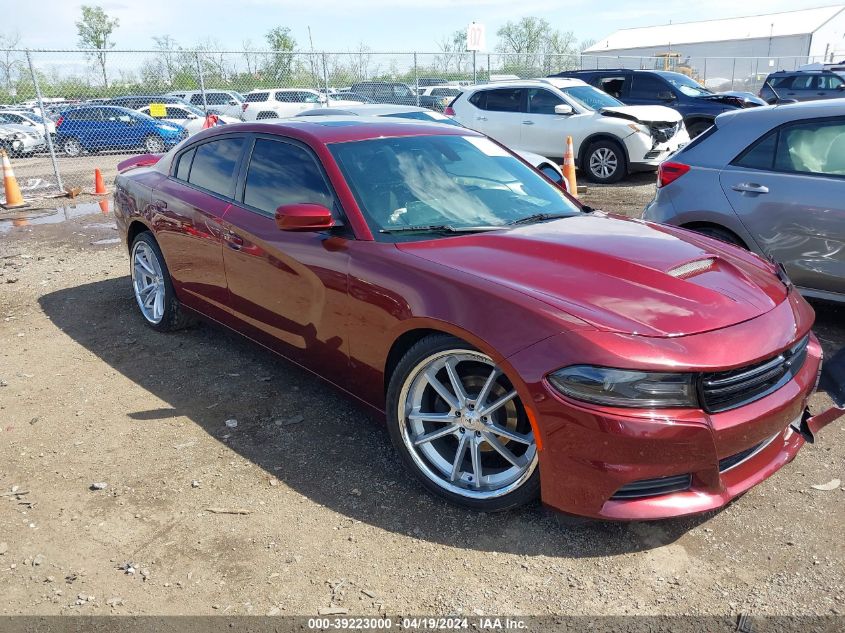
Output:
[
  {"xmin": 144, "ymin": 135, "xmax": 166, "ymax": 154},
  {"xmin": 386, "ymin": 334, "xmax": 540, "ymax": 512},
  {"xmin": 130, "ymin": 232, "xmax": 192, "ymax": 332},
  {"xmin": 686, "ymin": 120, "xmax": 713, "ymax": 138},
  {"xmin": 584, "ymin": 139, "xmax": 626, "ymax": 183},
  {"xmin": 688, "ymin": 225, "xmax": 746, "ymax": 248}
]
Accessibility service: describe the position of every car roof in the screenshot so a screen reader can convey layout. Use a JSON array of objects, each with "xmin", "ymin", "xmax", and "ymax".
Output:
[
  {"xmin": 193, "ymin": 116, "xmax": 476, "ymax": 145},
  {"xmin": 304, "ymin": 104, "xmax": 430, "ymax": 116},
  {"xmin": 468, "ymin": 77, "xmax": 587, "ymax": 90},
  {"xmin": 715, "ymin": 97, "xmax": 845, "ymax": 128}
]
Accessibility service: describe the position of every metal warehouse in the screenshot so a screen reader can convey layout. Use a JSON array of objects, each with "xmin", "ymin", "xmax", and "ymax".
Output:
[{"xmin": 582, "ymin": 5, "xmax": 845, "ymax": 90}]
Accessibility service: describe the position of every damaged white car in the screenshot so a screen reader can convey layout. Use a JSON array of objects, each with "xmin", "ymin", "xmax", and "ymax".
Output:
[{"xmin": 449, "ymin": 77, "xmax": 689, "ymax": 183}]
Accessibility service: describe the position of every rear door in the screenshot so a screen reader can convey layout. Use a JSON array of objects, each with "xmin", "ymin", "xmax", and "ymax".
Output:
[
  {"xmin": 152, "ymin": 135, "xmax": 246, "ymax": 322},
  {"xmin": 476, "ymin": 88, "xmax": 525, "ymax": 150},
  {"xmin": 719, "ymin": 116, "xmax": 845, "ymax": 296},
  {"xmin": 221, "ymin": 135, "xmax": 351, "ymax": 387}
]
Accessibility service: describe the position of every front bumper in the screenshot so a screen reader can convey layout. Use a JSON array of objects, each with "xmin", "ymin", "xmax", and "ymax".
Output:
[
  {"xmin": 627, "ymin": 126, "xmax": 690, "ymax": 170},
  {"xmin": 507, "ymin": 301, "xmax": 842, "ymax": 520}
]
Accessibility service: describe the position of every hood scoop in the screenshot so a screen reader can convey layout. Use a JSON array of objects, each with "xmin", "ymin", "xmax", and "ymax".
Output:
[{"xmin": 667, "ymin": 258, "xmax": 716, "ymax": 279}]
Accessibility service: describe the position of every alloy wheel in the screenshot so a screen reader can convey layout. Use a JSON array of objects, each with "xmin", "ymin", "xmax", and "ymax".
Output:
[
  {"xmin": 589, "ymin": 147, "xmax": 618, "ymax": 179},
  {"xmin": 397, "ymin": 350, "xmax": 538, "ymax": 500},
  {"xmin": 63, "ymin": 138, "xmax": 82, "ymax": 157},
  {"xmin": 145, "ymin": 136, "xmax": 166, "ymax": 154},
  {"xmin": 131, "ymin": 240, "xmax": 166, "ymax": 324}
]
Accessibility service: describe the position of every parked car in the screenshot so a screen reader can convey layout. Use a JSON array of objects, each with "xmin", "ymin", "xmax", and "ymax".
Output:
[
  {"xmin": 138, "ymin": 103, "xmax": 239, "ymax": 136},
  {"xmin": 759, "ymin": 70, "xmax": 845, "ymax": 104},
  {"xmin": 0, "ymin": 110, "xmax": 56, "ymax": 135},
  {"xmin": 55, "ymin": 106, "xmax": 188, "ymax": 156},
  {"xmin": 418, "ymin": 85, "xmax": 462, "ymax": 111},
  {"xmin": 113, "ymin": 118, "xmax": 843, "ymax": 519},
  {"xmin": 325, "ymin": 92, "xmax": 372, "ymax": 105},
  {"xmin": 103, "ymin": 95, "xmax": 190, "ymax": 110},
  {"xmin": 0, "ymin": 115, "xmax": 46, "ymax": 155},
  {"xmin": 555, "ymin": 69, "xmax": 765, "ymax": 138},
  {"xmin": 448, "ymin": 78, "xmax": 688, "ymax": 183},
  {"xmin": 166, "ymin": 90, "xmax": 246, "ymax": 119},
  {"xmin": 643, "ymin": 99, "xmax": 845, "ymax": 304},
  {"xmin": 294, "ymin": 104, "xmax": 568, "ymax": 189},
  {"xmin": 349, "ymin": 81, "xmax": 442, "ymax": 110},
  {"xmin": 241, "ymin": 89, "xmax": 325, "ymax": 120}
]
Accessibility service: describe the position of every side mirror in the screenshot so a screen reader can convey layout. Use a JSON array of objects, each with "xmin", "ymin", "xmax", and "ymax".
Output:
[
  {"xmin": 837, "ymin": 84, "xmax": 845, "ymax": 91},
  {"xmin": 187, "ymin": 114, "xmax": 198, "ymax": 119},
  {"xmin": 228, "ymin": 99, "xmax": 239, "ymax": 105},
  {"xmin": 554, "ymin": 104, "xmax": 574, "ymax": 115},
  {"xmin": 275, "ymin": 203, "xmax": 335, "ymax": 231}
]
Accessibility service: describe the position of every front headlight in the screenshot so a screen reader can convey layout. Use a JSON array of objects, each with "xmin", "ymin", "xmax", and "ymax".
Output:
[
  {"xmin": 627, "ymin": 122, "xmax": 651, "ymax": 135},
  {"xmin": 548, "ymin": 366, "xmax": 698, "ymax": 408}
]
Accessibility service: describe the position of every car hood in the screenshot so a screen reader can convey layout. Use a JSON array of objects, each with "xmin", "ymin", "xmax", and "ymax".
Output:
[
  {"xmin": 702, "ymin": 92, "xmax": 766, "ymax": 108},
  {"xmin": 598, "ymin": 105, "xmax": 682, "ymax": 125},
  {"xmin": 397, "ymin": 214, "xmax": 788, "ymax": 338}
]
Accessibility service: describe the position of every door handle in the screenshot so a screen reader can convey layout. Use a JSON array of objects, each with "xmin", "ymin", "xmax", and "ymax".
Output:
[
  {"xmin": 476, "ymin": 116, "xmax": 488, "ymax": 121},
  {"xmin": 522, "ymin": 120, "xmax": 535, "ymax": 125},
  {"xmin": 732, "ymin": 182, "xmax": 769, "ymax": 194}
]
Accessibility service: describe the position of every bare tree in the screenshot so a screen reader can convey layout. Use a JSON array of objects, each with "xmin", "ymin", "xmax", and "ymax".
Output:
[
  {"xmin": 0, "ymin": 31, "xmax": 23, "ymax": 94},
  {"xmin": 496, "ymin": 17, "xmax": 578, "ymax": 75},
  {"xmin": 75, "ymin": 5, "xmax": 119, "ymax": 88},
  {"xmin": 152, "ymin": 35, "xmax": 179, "ymax": 86},
  {"xmin": 242, "ymin": 39, "xmax": 259, "ymax": 77},
  {"xmin": 435, "ymin": 30, "xmax": 468, "ymax": 75}
]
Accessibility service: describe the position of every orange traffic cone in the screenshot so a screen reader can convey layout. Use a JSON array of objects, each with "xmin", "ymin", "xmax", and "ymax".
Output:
[
  {"xmin": 1, "ymin": 150, "xmax": 28, "ymax": 209},
  {"xmin": 99, "ymin": 198, "xmax": 109, "ymax": 215},
  {"xmin": 94, "ymin": 168, "xmax": 108, "ymax": 195},
  {"xmin": 562, "ymin": 136, "xmax": 578, "ymax": 198}
]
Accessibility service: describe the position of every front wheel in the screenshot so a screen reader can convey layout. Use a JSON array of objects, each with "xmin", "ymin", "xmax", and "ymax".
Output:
[
  {"xmin": 386, "ymin": 335, "xmax": 540, "ymax": 512},
  {"xmin": 584, "ymin": 139, "xmax": 627, "ymax": 183},
  {"xmin": 144, "ymin": 135, "xmax": 166, "ymax": 154},
  {"xmin": 61, "ymin": 137, "xmax": 83, "ymax": 157}
]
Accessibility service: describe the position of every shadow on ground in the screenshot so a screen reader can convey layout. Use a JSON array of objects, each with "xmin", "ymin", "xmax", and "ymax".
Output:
[{"xmin": 42, "ymin": 277, "xmax": 839, "ymax": 558}]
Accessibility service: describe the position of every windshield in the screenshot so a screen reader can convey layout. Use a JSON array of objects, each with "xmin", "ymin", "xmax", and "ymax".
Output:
[
  {"xmin": 384, "ymin": 111, "xmax": 462, "ymax": 126},
  {"xmin": 661, "ymin": 73, "xmax": 712, "ymax": 96},
  {"xmin": 330, "ymin": 134, "xmax": 580, "ymax": 240},
  {"xmin": 558, "ymin": 86, "xmax": 624, "ymax": 111}
]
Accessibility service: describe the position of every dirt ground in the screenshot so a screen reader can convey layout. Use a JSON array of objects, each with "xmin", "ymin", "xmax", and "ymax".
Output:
[{"xmin": 0, "ymin": 186, "xmax": 843, "ymax": 619}]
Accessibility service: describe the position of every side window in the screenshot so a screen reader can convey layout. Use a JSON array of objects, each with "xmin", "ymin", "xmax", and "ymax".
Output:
[
  {"xmin": 769, "ymin": 76, "xmax": 792, "ymax": 89},
  {"xmin": 245, "ymin": 92, "xmax": 269, "ymax": 103},
  {"xmin": 206, "ymin": 93, "xmax": 228, "ymax": 105},
  {"xmin": 187, "ymin": 137, "xmax": 244, "ymax": 197},
  {"xmin": 791, "ymin": 75, "xmax": 814, "ymax": 90},
  {"xmin": 484, "ymin": 89, "xmax": 523, "ymax": 112},
  {"xmin": 243, "ymin": 139, "xmax": 334, "ymax": 215},
  {"xmin": 630, "ymin": 74, "xmax": 671, "ymax": 99},
  {"xmin": 392, "ymin": 85, "xmax": 413, "ymax": 98},
  {"xmin": 174, "ymin": 147, "xmax": 196, "ymax": 181},
  {"xmin": 527, "ymin": 88, "xmax": 564, "ymax": 115},
  {"xmin": 165, "ymin": 106, "xmax": 187, "ymax": 118},
  {"xmin": 189, "ymin": 94, "xmax": 204, "ymax": 105},
  {"xmin": 775, "ymin": 120, "xmax": 845, "ymax": 176},
  {"xmin": 468, "ymin": 91, "xmax": 487, "ymax": 109},
  {"xmin": 819, "ymin": 75, "xmax": 844, "ymax": 90},
  {"xmin": 275, "ymin": 92, "xmax": 294, "ymax": 102},
  {"xmin": 597, "ymin": 76, "xmax": 628, "ymax": 99},
  {"xmin": 734, "ymin": 130, "xmax": 778, "ymax": 171}
]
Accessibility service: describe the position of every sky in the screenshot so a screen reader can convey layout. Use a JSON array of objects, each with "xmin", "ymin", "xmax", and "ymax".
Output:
[{"xmin": 1, "ymin": 0, "xmax": 840, "ymax": 51}]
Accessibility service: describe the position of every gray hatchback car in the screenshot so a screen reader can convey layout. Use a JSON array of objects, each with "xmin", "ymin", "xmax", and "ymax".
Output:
[{"xmin": 644, "ymin": 99, "xmax": 845, "ymax": 304}]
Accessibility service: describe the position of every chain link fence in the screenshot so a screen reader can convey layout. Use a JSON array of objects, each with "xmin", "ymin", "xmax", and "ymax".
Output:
[{"xmin": 0, "ymin": 48, "xmax": 833, "ymax": 199}]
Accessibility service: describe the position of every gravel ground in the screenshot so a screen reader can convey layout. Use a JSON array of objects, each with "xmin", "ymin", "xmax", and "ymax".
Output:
[{"xmin": 0, "ymin": 194, "xmax": 843, "ymax": 619}]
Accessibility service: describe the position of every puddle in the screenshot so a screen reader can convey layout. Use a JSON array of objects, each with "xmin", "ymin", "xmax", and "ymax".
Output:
[{"xmin": 0, "ymin": 199, "xmax": 112, "ymax": 235}]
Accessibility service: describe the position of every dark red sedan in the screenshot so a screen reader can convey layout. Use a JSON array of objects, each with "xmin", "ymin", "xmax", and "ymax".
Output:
[{"xmin": 113, "ymin": 118, "xmax": 844, "ymax": 520}]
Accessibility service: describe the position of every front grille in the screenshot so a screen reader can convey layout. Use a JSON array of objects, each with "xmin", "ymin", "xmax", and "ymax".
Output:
[
  {"xmin": 610, "ymin": 473, "xmax": 692, "ymax": 499},
  {"xmin": 700, "ymin": 336, "xmax": 809, "ymax": 413},
  {"xmin": 718, "ymin": 433, "xmax": 778, "ymax": 472}
]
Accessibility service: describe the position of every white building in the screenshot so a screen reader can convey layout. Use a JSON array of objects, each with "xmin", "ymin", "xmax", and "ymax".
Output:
[{"xmin": 582, "ymin": 5, "xmax": 845, "ymax": 89}]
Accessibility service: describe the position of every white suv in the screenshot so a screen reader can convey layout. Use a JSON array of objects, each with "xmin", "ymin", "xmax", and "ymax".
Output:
[
  {"xmin": 449, "ymin": 78, "xmax": 689, "ymax": 183},
  {"xmin": 241, "ymin": 89, "xmax": 325, "ymax": 121}
]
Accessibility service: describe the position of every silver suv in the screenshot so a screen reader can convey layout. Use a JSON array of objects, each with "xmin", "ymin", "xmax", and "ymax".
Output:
[{"xmin": 643, "ymin": 99, "xmax": 845, "ymax": 304}]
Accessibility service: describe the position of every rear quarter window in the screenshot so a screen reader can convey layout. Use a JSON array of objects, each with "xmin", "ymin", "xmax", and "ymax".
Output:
[
  {"xmin": 187, "ymin": 137, "xmax": 245, "ymax": 198},
  {"xmin": 246, "ymin": 92, "xmax": 269, "ymax": 103},
  {"xmin": 468, "ymin": 91, "xmax": 487, "ymax": 109}
]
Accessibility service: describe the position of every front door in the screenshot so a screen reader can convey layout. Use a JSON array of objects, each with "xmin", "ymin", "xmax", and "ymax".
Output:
[
  {"xmin": 720, "ymin": 116, "xmax": 845, "ymax": 297},
  {"xmin": 221, "ymin": 136, "xmax": 351, "ymax": 387}
]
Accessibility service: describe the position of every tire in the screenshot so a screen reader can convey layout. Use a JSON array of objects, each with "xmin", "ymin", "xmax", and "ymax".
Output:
[
  {"xmin": 583, "ymin": 139, "xmax": 627, "ymax": 184},
  {"xmin": 386, "ymin": 334, "xmax": 540, "ymax": 512},
  {"xmin": 144, "ymin": 135, "xmax": 166, "ymax": 154},
  {"xmin": 61, "ymin": 137, "xmax": 83, "ymax": 157},
  {"xmin": 686, "ymin": 120, "xmax": 713, "ymax": 138},
  {"xmin": 130, "ymin": 231, "xmax": 193, "ymax": 332},
  {"xmin": 256, "ymin": 111, "xmax": 279, "ymax": 120},
  {"xmin": 689, "ymin": 225, "xmax": 746, "ymax": 249}
]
